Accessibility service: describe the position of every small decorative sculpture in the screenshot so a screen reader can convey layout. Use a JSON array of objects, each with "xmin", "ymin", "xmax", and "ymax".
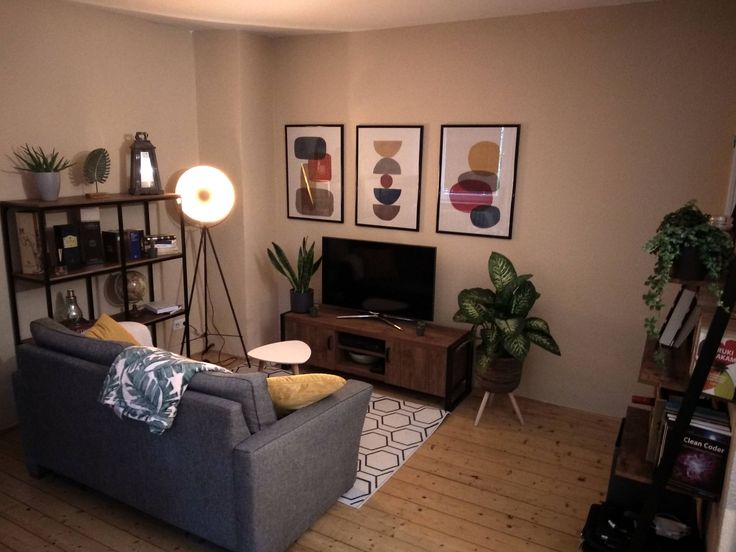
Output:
[{"xmin": 83, "ymin": 148, "xmax": 111, "ymax": 198}]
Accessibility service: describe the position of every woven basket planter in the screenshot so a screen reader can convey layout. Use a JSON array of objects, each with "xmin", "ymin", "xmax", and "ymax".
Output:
[{"xmin": 474, "ymin": 356, "xmax": 523, "ymax": 394}]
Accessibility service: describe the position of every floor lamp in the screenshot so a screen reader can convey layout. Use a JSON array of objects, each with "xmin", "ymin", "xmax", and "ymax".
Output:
[{"xmin": 176, "ymin": 166, "xmax": 250, "ymax": 367}]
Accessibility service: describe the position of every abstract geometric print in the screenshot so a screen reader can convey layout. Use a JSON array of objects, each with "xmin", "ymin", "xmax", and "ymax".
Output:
[
  {"xmin": 372, "ymin": 140, "xmax": 403, "ymax": 221},
  {"xmin": 437, "ymin": 125, "xmax": 519, "ymax": 239},
  {"xmin": 356, "ymin": 126, "xmax": 423, "ymax": 231},
  {"xmin": 339, "ymin": 393, "xmax": 448, "ymax": 508},
  {"xmin": 286, "ymin": 125, "xmax": 343, "ymax": 222}
]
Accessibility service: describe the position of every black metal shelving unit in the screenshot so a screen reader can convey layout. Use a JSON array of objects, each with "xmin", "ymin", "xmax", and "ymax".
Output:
[{"xmin": 1, "ymin": 193, "xmax": 190, "ymax": 355}]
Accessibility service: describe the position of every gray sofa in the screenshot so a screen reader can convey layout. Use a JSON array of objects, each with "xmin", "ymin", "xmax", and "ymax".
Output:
[{"xmin": 12, "ymin": 318, "xmax": 372, "ymax": 552}]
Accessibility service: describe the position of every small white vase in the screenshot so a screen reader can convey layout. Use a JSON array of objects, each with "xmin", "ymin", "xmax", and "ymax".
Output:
[{"xmin": 34, "ymin": 172, "xmax": 60, "ymax": 201}]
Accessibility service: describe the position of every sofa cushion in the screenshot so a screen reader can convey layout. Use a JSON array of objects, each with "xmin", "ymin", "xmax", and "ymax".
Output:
[
  {"xmin": 266, "ymin": 373, "xmax": 347, "ymax": 414},
  {"xmin": 84, "ymin": 314, "xmax": 140, "ymax": 345},
  {"xmin": 30, "ymin": 318, "xmax": 129, "ymax": 366},
  {"xmin": 188, "ymin": 371, "xmax": 277, "ymax": 433}
]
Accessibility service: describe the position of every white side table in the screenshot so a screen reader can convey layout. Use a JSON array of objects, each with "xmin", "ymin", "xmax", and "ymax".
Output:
[{"xmin": 247, "ymin": 340, "xmax": 311, "ymax": 375}]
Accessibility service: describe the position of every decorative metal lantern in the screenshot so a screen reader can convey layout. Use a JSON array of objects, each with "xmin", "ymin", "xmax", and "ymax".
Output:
[{"xmin": 129, "ymin": 131, "xmax": 162, "ymax": 195}]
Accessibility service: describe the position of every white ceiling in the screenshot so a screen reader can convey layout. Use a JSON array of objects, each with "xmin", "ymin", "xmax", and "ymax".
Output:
[{"xmin": 64, "ymin": 0, "xmax": 652, "ymax": 35}]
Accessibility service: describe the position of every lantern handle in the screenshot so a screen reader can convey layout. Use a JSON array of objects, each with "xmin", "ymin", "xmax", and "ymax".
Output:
[{"xmin": 134, "ymin": 131, "xmax": 149, "ymax": 141}]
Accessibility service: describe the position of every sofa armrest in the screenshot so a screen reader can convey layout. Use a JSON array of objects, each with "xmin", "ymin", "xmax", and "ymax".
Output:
[
  {"xmin": 232, "ymin": 379, "xmax": 372, "ymax": 552},
  {"xmin": 118, "ymin": 321, "xmax": 153, "ymax": 346}
]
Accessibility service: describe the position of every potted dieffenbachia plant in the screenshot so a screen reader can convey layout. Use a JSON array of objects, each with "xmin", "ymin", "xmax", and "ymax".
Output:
[
  {"xmin": 643, "ymin": 200, "xmax": 734, "ymax": 336},
  {"xmin": 453, "ymin": 252, "xmax": 560, "ymax": 393}
]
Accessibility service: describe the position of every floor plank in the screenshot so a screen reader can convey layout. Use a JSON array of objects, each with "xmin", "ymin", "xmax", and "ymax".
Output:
[{"xmin": 0, "ymin": 394, "xmax": 617, "ymax": 552}]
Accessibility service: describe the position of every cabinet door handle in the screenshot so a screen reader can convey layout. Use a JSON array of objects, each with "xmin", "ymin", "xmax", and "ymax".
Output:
[{"xmin": 327, "ymin": 336, "xmax": 333, "ymax": 350}]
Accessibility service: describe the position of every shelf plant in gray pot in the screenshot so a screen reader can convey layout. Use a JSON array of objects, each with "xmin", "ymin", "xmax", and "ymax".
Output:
[
  {"xmin": 643, "ymin": 200, "xmax": 734, "ymax": 337},
  {"xmin": 12, "ymin": 144, "xmax": 74, "ymax": 201},
  {"xmin": 267, "ymin": 237, "xmax": 322, "ymax": 313},
  {"xmin": 453, "ymin": 251, "xmax": 560, "ymax": 394}
]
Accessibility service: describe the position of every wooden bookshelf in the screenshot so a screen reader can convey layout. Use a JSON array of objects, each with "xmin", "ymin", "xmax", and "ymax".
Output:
[
  {"xmin": 639, "ymin": 338, "xmax": 691, "ymax": 393},
  {"xmin": 615, "ymin": 406, "xmax": 654, "ymax": 484}
]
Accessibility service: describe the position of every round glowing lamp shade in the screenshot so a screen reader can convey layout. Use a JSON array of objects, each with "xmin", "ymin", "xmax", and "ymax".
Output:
[{"xmin": 176, "ymin": 166, "xmax": 235, "ymax": 225}]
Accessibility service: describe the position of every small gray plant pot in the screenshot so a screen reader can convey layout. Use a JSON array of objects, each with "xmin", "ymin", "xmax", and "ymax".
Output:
[{"xmin": 34, "ymin": 172, "xmax": 61, "ymax": 201}]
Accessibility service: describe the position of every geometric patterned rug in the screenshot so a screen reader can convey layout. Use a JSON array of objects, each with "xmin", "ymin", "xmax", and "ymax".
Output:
[
  {"xmin": 238, "ymin": 363, "xmax": 449, "ymax": 509},
  {"xmin": 338, "ymin": 393, "xmax": 448, "ymax": 508}
]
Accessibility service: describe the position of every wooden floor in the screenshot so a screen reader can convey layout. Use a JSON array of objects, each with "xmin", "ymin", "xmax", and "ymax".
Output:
[{"xmin": 0, "ymin": 392, "xmax": 619, "ymax": 552}]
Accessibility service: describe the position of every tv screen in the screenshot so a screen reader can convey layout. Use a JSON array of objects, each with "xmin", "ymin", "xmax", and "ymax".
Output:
[{"xmin": 321, "ymin": 237, "xmax": 436, "ymax": 321}]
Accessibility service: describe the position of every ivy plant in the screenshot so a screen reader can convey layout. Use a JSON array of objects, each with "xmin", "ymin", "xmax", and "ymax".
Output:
[{"xmin": 643, "ymin": 200, "xmax": 734, "ymax": 336}]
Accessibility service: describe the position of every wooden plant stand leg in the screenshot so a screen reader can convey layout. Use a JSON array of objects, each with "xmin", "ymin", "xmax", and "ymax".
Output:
[
  {"xmin": 474, "ymin": 392, "xmax": 495, "ymax": 426},
  {"xmin": 508, "ymin": 393, "xmax": 524, "ymax": 425}
]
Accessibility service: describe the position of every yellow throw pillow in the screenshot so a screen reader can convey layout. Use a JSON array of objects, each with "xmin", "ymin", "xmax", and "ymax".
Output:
[
  {"xmin": 267, "ymin": 373, "xmax": 346, "ymax": 413},
  {"xmin": 84, "ymin": 313, "xmax": 140, "ymax": 345}
]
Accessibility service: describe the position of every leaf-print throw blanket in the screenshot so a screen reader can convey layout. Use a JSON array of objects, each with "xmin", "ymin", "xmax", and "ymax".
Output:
[{"xmin": 99, "ymin": 346, "xmax": 228, "ymax": 434}]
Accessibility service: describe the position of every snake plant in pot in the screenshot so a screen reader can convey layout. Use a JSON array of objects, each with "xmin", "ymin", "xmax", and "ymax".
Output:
[
  {"xmin": 642, "ymin": 200, "xmax": 734, "ymax": 337},
  {"xmin": 267, "ymin": 237, "xmax": 322, "ymax": 313},
  {"xmin": 453, "ymin": 252, "xmax": 560, "ymax": 393}
]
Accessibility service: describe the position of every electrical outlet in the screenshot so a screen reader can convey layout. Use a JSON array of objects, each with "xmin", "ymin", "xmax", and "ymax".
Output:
[{"xmin": 173, "ymin": 317, "xmax": 186, "ymax": 331}]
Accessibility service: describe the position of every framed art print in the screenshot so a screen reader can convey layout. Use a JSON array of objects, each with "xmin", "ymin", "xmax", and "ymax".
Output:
[
  {"xmin": 356, "ymin": 125, "xmax": 423, "ymax": 231},
  {"xmin": 436, "ymin": 124, "xmax": 520, "ymax": 238},
  {"xmin": 285, "ymin": 124, "xmax": 344, "ymax": 222}
]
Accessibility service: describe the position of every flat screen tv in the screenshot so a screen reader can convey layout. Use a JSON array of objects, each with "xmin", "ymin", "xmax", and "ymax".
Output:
[{"xmin": 321, "ymin": 237, "xmax": 436, "ymax": 321}]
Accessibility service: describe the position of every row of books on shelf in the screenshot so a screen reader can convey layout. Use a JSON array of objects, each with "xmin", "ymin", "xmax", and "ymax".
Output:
[
  {"xmin": 15, "ymin": 211, "xmax": 179, "ymax": 274},
  {"xmin": 645, "ymin": 396, "xmax": 730, "ymax": 500},
  {"xmin": 658, "ymin": 286, "xmax": 736, "ymax": 400}
]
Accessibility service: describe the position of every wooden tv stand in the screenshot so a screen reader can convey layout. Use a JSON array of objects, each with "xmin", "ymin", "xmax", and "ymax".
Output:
[{"xmin": 281, "ymin": 305, "xmax": 473, "ymax": 409}]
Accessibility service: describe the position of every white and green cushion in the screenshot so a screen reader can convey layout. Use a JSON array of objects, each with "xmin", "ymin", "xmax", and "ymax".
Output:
[{"xmin": 99, "ymin": 346, "xmax": 228, "ymax": 434}]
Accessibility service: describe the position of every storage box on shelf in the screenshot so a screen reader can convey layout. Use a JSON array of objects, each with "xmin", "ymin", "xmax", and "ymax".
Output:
[
  {"xmin": 0, "ymin": 193, "xmax": 189, "ymax": 354},
  {"xmin": 282, "ymin": 305, "xmax": 473, "ymax": 409}
]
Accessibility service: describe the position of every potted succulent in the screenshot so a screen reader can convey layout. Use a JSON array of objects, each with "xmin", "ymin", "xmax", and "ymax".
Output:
[
  {"xmin": 12, "ymin": 144, "xmax": 74, "ymax": 201},
  {"xmin": 643, "ymin": 200, "xmax": 734, "ymax": 336},
  {"xmin": 267, "ymin": 237, "xmax": 322, "ymax": 313},
  {"xmin": 453, "ymin": 251, "xmax": 560, "ymax": 393}
]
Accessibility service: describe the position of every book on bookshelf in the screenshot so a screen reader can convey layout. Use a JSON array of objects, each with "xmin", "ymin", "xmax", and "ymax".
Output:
[
  {"xmin": 655, "ymin": 398, "xmax": 730, "ymax": 499},
  {"xmin": 690, "ymin": 313, "xmax": 736, "ymax": 400},
  {"xmin": 646, "ymin": 397, "xmax": 666, "ymax": 463},
  {"xmin": 143, "ymin": 301, "xmax": 181, "ymax": 315},
  {"xmin": 659, "ymin": 288, "xmax": 697, "ymax": 347},
  {"xmin": 54, "ymin": 224, "xmax": 82, "ymax": 269},
  {"xmin": 658, "ymin": 419, "xmax": 730, "ymax": 500},
  {"xmin": 673, "ymin": 305, "xmax": 701, "ymax": 348},
  {"xmin": 15, "ymin": 211, "xmax": 43, "ymax": 274}
]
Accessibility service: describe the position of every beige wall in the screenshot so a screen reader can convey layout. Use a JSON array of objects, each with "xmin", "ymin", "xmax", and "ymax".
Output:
[
  {"xmin": 269, "ymin": 0, "xmax": 736, "ymax": 416},
  {"xmin": 192, "ymin": 31, "xmax": 276, "ymax": 357},
  {"xmin": 0, "ymin": 0, "xmax": 200, "ymax": 428},
  {"xmin": 1, "ymin": 0, "xmax": 735, "ymax": 430}
]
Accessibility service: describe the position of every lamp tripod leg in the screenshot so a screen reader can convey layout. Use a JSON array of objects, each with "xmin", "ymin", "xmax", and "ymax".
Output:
[
  {"xmin": 206, "ymin": 229, "xmax": 250, "ymax": 368},
  {"xmin": 180, "ymin": 228, "xmax": 206, "ymax": 355}
]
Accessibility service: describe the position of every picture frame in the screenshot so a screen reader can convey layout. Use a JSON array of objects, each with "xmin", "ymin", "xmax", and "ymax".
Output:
[
  {"xmin": 436, "ymin": 124, "xmax": 520, "ymax": 239},
  {"xmin": 355, "ymin": 125, "xmax": 424, "ymax": 231},
  {"xmin": 285, "ymin": 124, "xmax": 344, "ymax": 222}
]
